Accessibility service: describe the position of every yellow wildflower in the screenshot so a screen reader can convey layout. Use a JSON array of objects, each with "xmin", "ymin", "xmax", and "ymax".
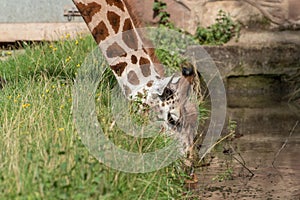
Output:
[
  {"xmin": 65, "ymin": 56, "xmax": 71, "ymax": 63},
  {"xmin": 75, "ymin": 40, "xmax": 79, "ymax": 45},
  {"xmin": 65, "ymin": 33, "xmax": 71, "ymax": 39},
  {"xmin": 58, "ymin": 128, "xmax": 65, "ymax": 132},
  {"xmin": 6, "ymin": 51, "xmax": 12, "ymax": 55},
  {"xmin": 76, "ymin": 63, "xmax": 81, "ymax": 68},
  {"xmin": 22, "ymin": 103, "xmax": 31, "ymax": 109}
]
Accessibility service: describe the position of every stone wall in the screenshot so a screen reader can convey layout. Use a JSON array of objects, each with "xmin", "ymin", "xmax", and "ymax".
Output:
[
  {"xmin": 186, "ymin": 43, "xmax": 300, "ymax": 105},
  {"xmin": 127, "ymin": 0, "xmax": 300, "ymax": 34}
]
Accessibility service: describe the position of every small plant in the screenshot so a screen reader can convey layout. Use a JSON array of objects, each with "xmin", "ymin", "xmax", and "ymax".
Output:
[
  {"xmin": 129, "ymin": 93, "xmax": 151, "ymax": 126},
  {"xmin": 213, "ymin": 168, "xmax": 233, "ymax": 182},
  {"xmin": 153, "ymin": 0, "xmax": 179, "ymax": 30},
  {"xmin": 153, "ymin": 0, "xmax": 170, "ymax": 26},
  {"xmin": 155, "ymin": 49, "xmax": 187, "ymax": 73},
  {"xmin": 195, "ymin": 10, "xmax": 240, "ymax": 45},
  {"xmin": 152, "ymin": 3, "xmax": 239, "ymax": 45}
]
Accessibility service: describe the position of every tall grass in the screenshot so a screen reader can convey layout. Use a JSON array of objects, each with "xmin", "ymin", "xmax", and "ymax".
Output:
[{"xmin": 0, "ymin": 35, "xmax": 190, "ymax": 199}]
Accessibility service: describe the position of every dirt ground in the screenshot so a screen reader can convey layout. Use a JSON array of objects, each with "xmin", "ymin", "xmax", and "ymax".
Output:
[{"xmin": 190, "ymin": 106, "xmax": 300, "ymax": 200}]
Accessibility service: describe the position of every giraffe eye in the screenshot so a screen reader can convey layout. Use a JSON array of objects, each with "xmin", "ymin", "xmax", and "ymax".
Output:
[{"xmin": 182, "ymin": 62, "xmax": 194, "ymax": 76}]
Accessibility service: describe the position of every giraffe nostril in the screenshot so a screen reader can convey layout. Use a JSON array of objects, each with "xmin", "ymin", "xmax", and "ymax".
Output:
[
  {"xmin": 167, "ymin": 113, "xmax": 177, "ymax": 125},
  {"xmin": 167, "ymin": 109, "xmax": 180, "ymax": 126}
]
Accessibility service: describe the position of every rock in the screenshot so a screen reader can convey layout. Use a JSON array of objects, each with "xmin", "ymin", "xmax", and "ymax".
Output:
[
  {"xmin": 185, "ymin": 39, "xmax": 300, "ymax": 104},
  {"xmin": 126, "ymin": 0, "xmax": 300, "ymax": 34}
]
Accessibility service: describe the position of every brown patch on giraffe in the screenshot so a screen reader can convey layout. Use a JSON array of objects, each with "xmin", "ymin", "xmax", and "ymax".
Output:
[
  {"xmin": 122, "ymin": 0, "xmax": 142, "ymax": 27},
  {"xmin": 107, "ymin": 11, "xmax": 121, "ymax": 33},
  {"xmin": 139, "ymin": 57, "xmax": 151, "ymax": 77},
  {"xmin": 122, "ymin": 18, "xmax": 139, "ymax": 50},
  {"xmin": 123, "ymin": 85, "xmax": 132, "ymax": 96},
  {"xmin": 107, "ymin": 42, "xmax": 127, "ymax": 58},
  {"xmin": 111, "ymin": 62, "xmax": 127, "ymax": 76},
  {"xmin": 123, "ymin": 0, "xmax": 164, "ymax": 77},
  {"xmin": 127, "ymin": 71, "xmax": 140, "ymax": 85},
  {"xmin": 131, "ymin": 55, "xmax": 138, "ymax": 64},
  {"xmin": 106, "ymin": 0, "xmax": 125, "ymax": 11},
  {"xmin": 146, "ymin": 80, "xmax": 154, "ymax": 87},
  {"xmin": 75, "ymin": 2, "xmax": 102, "ymax": 24},
  {"xmin": 92, "ymin": 21, "xmax": 109, "ymax": 44}
]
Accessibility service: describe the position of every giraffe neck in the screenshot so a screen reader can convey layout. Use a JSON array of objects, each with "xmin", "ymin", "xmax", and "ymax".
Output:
[{"xmin": 73, "ymin": 0, "xmax": 162, "ymax": 97}]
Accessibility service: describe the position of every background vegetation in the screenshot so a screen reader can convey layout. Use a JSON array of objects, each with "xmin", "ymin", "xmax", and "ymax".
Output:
[{"xmin": 153, "ymin": 0, "xmax": 240, "ymax": 45}]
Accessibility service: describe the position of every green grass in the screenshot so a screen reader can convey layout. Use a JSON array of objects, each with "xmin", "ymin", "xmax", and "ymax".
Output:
[{"xmin": 0, "ymin": 35, "xmax": 192, "ymax": 199}]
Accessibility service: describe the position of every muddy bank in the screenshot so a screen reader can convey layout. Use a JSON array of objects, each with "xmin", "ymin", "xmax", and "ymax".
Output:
[{"xmin": 192, "ymin": 103, "xmax": 300, "ymax": 199}]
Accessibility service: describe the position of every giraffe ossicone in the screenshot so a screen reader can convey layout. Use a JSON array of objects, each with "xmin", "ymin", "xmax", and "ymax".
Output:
[{"xmin": 73, "ymin": 0, "xmax": 199, "ymax": 157}]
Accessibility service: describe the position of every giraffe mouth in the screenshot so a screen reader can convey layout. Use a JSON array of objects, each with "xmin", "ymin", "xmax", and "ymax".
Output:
[{"xmin": 167, "ymin": 108, "xmax": 181, "ymax": 126}]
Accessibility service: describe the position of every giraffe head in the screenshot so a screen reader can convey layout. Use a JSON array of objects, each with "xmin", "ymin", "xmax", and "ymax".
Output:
[{"xmin": 144, "ymin": 65, "xmax": 199, "ymax": 155}]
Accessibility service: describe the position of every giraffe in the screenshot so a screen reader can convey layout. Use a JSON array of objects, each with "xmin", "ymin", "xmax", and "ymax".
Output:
[{"xmin": 72, "ymin": 0, "xmax": 198, "ymax": 165}]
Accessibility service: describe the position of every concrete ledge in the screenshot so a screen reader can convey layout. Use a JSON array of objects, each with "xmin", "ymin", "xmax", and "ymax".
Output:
[
  {"xmin": 227, "ymin": 30, "xmax": 300, "ymax": 47},
  {"xmin": 0, "ymin": 22, "xmax": 89, "ymax": 42}
]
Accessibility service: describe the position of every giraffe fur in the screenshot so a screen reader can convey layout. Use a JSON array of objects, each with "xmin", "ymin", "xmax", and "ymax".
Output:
[{"xmin": 73, "ymin": 0, "xmax": 199, "ymax": 160}]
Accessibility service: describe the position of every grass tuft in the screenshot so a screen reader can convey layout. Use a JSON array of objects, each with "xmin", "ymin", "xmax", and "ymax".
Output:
[{"xmin": 0, "ymin": 35, "xmax": 189, "ymax": 199}]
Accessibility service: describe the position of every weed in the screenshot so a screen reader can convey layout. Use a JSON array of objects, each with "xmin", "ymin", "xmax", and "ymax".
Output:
[
  {"xmin": 194, "ymin": 10, "xmax": 240, "ymax": 45},
  {"xmin": 129, "ymin": 92, "xmax": 151, "ymax": 126},
  {"xmin": 153, "ymin": 0, "xmax": 170, "ymax": 26},
  {"xmin": 152, "ymin": 1, "xmax": 240, "ymax": 45},
  {"xmin": 213, "ymin": 168, "xmax": 234, "ymax": 182}
]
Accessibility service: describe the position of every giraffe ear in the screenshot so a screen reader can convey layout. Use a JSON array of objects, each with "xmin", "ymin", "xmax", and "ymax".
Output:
[{"xmin": 150, "ymin": 76, "xmax": 175, "ymax": 95}]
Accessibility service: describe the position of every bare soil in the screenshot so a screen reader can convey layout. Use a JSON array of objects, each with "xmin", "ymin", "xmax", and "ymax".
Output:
[{"xmin": 191, "ymin": 105, "xmax": 300, "ymax": 200}]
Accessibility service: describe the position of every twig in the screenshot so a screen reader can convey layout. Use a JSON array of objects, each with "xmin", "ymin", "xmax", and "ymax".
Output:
[
  {"xmin": 272, "ymin": 121, "xmax": 299, "ymax": 168},
  {"xmin": 232, "ymin": 154, "xmax": 254, "ymax": 179},
  {"xmin": 226, "ymin": 143, "xmax": 255, "ymax": 179}
]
